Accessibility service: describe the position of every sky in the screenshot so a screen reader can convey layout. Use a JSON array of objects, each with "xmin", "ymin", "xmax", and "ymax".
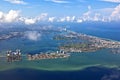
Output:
[{"xmin": 0, "ymin": 0, "xmax": 120, "ymax": 25}]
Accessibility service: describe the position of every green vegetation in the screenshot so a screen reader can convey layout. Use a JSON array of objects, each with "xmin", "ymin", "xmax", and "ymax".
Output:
[
  {"xmin": 53, "ymin": 35, "xmax": 76, "ymax": 40},
  {"xmin": 62, "ymin": 43, "xmax": 89, "ymax": 49}
]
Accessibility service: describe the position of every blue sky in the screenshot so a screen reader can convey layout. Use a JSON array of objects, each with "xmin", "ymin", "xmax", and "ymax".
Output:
[
  {"xmin": 0, "ymin": 0, "xmax": 118, "ymax": 16},
  {"xmin": 0, "ymin": 0, "xmax": 120, "ymax": 24}
]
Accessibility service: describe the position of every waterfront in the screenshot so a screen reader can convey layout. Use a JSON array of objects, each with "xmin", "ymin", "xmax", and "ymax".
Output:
[
  {"xmin": 1, "ymin": 0, "xmax": 120, "ymax": 79},
  {"xmin": 0, "ymin": 22, "xmax": 120, "ymax": 80},
  {"xmin": 58, "ymin": 30, "xmax": 120, "ymax": 53}
]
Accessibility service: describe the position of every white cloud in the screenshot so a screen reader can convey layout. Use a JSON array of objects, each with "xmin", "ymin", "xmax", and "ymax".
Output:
[
  {"xmin": 76, "ymin": 19, "xmax": 83, "ymax": 23},
  {"xmin": 58, "ymin": 16, "xmax": 76, "ymax": 22},
  {"xmin": 24, "ymin": 31, "xmax": 41, "ymax": 41},
  {"xmin": 66, "ymin": 16, "xmax": 71, "ymax": 21},
  {"xmin": 1, "ymin": 4, "xmax": 120, "ymax": 25},
  {"xmin": 93, "ymin": 13, "xmax": 101, "ymax": 21},
  {"xmin": 101, "ymin": 0, "xmax": 120, "ymax": 3},
  {"xmin": 110, "ymin": 4, "xmax": 120, "ymax": 20},
  {"xmin": 4, "ymin": 0, "xmax": 27, "ymax": 5},
  {"xmin": 48, "ymin": 17, "xmax": 56, "ymax": 22},
  {"xmin": 0, "ymin": 10, "xmax": 20, "ymax": 23},
  {"xmin": 0, "ymin": 12, "xmax": 4, "ymax": 20},
  {"xmin": 45, "ymin": 0, "xmax": 69, "ymax": 3},
  {"xmin": 21, "ymin": 13, "xmax": 48, "ymax": 25},
  {"xmin": 79, "ymin": 4, "xmax": 120, "ymax": 22},
  {"xmin": 5, "ymin": 10, "xmax": 20, "ymax": 22},
  {"xmin": 24, "ymin": 18, "xmax": 36, "ymax": 25},
  {"xmin": 36, "ymin": 13, "xmax": 48, "ymax": 21},
  {"xmin": 0, "ymin": 10, "xmax": 48, "ymax": 24},
  {"xmin": 79, "ymin": 5, "xmax": 113, "ymax": 22},
  {"xmin": 81, "ymin": 5, "xmax": 92, "ymax": 21},
  {"xmin": 88, "ymin": 5, "xmax": 91, "ymax": 10},
  {"xmin": 82, "ymin": 11, "xmax": 91, "ymax": 21},
  {"xmin": 70, "ymin": 16, "xmax": 76, "ymax": 21},
  {"xmin": 59, "ymin": 17, "xmax": 65, "ymax": 22}
]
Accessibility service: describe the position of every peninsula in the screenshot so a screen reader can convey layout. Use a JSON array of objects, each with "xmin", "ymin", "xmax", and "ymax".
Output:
[{"xmin": 54, "ymin": 30, "xmax": 120, "ymax": 53}]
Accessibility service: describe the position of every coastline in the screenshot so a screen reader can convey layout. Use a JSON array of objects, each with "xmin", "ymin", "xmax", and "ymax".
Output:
[
  {"xmin": 0, "ymin": 30, "xmax": 120, "ymax": 72},
  {"xmin": 0, "ymin": 49, "xmax": 120, "ymax": 71}
]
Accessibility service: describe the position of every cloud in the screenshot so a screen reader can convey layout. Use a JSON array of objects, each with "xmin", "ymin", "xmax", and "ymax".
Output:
[
  {"xmin": 110, "ymin": 4, "xmax": 120, "ymax": 21},
  {"xmin": 5, "ymin": 10, "xmax": 20, "ymax": 22},
  {"xmin": 101, "ymin": 0, "xmax": 120, "ymax": 3},
  {"xmin": 0, "ymin": 10, "xmax": 20, "ymax": 23},
  {"xmin": 79, "ymin": 4, "xmax": 120, "ymax": 22},
  {"xmin": 35, "ymin": 13, "xmax": 48, "ymax": 21},
  {"xmin": 58, "ymin": 16, "xmax": 76, "ymax": 22},
  {"xmin": 93, "ymin": 13, "xmax": 101, "ymax": 21},
  {"xmin": 76, "ymin": 18, "xmax": 83, "ymax": 23},
  {"xmin": 0, "ymin": 12, "xmax": 4, "ymax": 20},
  {"xmin": 24, "ymin": 18, "xmax": 36, "ymax": 25},
  {"xmin": 45, "ymin": 0, "xmax": 69, "ymax": 3},
  {"xmin": 24, "ymin": 31, "xmax": 41, "ymax": 41},
  {"xmin": 82, "ymin": 5, "xmax": 92, "ymax": 21},
  {"xmin": 4, "ymin": 0, "xmax": 27, "ymax": 5},
  {"xmin": 1, "ymin": 4, "xmax": 120, "ymax": 25},
  {"xmin": 79, "ymin": 5, "xmax": 112, "ymax": 22},
  {"xmin": 88, "ymin": 5, "xmax": 91, "ymax": 10},
  {"xmin": 48, "ymin": 17, "xmax": 56, "ymax": 22},
  {"xmin": 20, "ymin": 13, "xmax": 48, "ymax": 25},
  {"xmin": 0, "ymin": 10, "xmax": 48, "ymax": 25},
  {"xmin": 82, "ymin": 10, "xmax": 91, "ymax": 21}
]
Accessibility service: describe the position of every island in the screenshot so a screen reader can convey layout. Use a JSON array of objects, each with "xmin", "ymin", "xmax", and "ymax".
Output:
[
  {"xmin": 27, "ymin": 51, "xmax": 70, "ymax": 60},
  {"xmin": 54, "ymin": 30, "xmax": 120, "ymax": 53},
  {"xmin": 0, "ymin": 29, "xmax": 120, "ymax": 71},
  {"xmin": 0, "ymin": 32, "xmax": 23, "ymax": 40}
]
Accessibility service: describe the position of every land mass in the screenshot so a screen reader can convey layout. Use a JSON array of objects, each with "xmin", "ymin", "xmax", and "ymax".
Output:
[
  {"xmin": 54, "ymin": 30, "xmax": 120, "ymax": 53},
  {"xmin": 0, "ymin": 32, "xmax": 23, "ymax": 40}
]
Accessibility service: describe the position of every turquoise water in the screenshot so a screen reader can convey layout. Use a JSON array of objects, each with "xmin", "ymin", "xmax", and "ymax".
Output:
[
  {"xmin": 0, "ymin": 22, "xmax": 120, "ymax": 80},
  {"xmin": 0, "ymin": 22, "xmax": 120, "ymax": 71}
]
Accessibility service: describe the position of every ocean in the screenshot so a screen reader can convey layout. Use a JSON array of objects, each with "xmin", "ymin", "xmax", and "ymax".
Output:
[
  {"xmin": 0, "ymin": 22, "xmax": 120, "ymax": 80},
  {"xmin": 0, "ymin": 67, "xmax": 120, "ymax": 80}
]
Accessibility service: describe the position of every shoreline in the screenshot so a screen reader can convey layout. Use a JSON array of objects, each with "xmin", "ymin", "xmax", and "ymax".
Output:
[
  {"xmin": 0, "ymin": 30, "xmax": 120, "ymax": 71},
  {"xmin": 56, "ymin": 30, "xmax": 120, "ymax": 53},
  {"xmin": 0, "ymin": 63, "xmax": 119, "ymax": 72}
]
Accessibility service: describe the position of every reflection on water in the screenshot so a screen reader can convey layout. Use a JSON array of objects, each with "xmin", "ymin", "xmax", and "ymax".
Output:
[{"xmin": 0, "ymin": 23, "xmax": 120, "ymax": 80}]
